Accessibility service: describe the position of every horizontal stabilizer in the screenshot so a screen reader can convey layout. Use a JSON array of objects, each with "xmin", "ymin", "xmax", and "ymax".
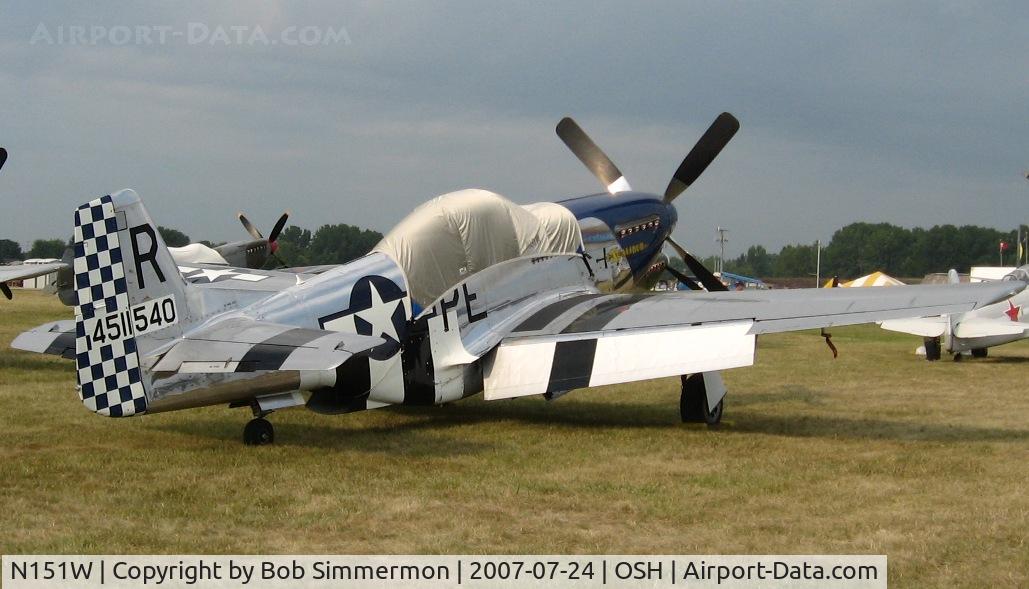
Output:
[
  {"xmin": 953, "ymin": 317, "xmax": 1028, "ymax": 338},
  {"xmin": 879, "ymin": 317, "xmax": 948, "ymax": 338},
  {"xmin": 151, "ymin": 317, "xmax": 386, "ymax": 373},
  {"xmin": 11, "ymin": 320, "xmax": 76, "ymax": 358}
]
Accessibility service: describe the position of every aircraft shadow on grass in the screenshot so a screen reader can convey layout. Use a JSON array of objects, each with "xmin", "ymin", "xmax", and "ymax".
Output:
[
  {"xmin": 153, "ymin": 393, "xmax": 1029, "ymax": 449},
  {"xmin": 969, "ymin": 355, "xmax": 1029, "ymax": 365},
  {"xmin": 0, "ymin": 353, "xmax": 68, "ymax": 372}
]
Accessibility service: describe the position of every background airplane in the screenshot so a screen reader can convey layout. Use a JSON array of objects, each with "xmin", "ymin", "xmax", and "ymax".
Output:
[
  {"xmin": 11, "ymin": 115, "xmax": 1024, "ymax": 444},
  {"xmin": 0, "ymin": 212, "xmax": 288, "ymax": 302},
  {"xmin": 881, "ymin": 266, "xmax": 1029, "ymax": 360},
  {"xmin": 1, "ymin": 146, "xmax": 290, "ymax": 300}
]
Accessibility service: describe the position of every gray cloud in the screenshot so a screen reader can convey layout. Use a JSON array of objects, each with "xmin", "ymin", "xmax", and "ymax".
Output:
[{"xmin": 1, "ymin": 1, "xmax": 1026, "ymax": 258}]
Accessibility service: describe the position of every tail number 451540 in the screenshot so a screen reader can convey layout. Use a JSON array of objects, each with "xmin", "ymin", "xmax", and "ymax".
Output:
[{"xmin": 84, "ymin": 295, "xmax": 178, "ymax": 348}]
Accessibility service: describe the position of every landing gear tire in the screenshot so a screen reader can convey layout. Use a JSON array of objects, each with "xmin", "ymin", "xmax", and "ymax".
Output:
[
  {"xmin": 924, "ymin": 337, "xmax": 941, "ymax": 361},
  {"xmin": 953, "ymin": 353, "xmax": 963, "ymax": 362},
  {"xmin": 971, "ymin": 348, "xmax": 988, "ymax": 358},
  {"xmin": 703, "ymin": 398, "xmax": 724, "ymax": 427},
  {"xmin": 680, "ymin": 374, "xmax": 724, "ymax": 427},
  {"xmin": 243, "ymin": 418, "xmax": 274, "ymax": 446}
]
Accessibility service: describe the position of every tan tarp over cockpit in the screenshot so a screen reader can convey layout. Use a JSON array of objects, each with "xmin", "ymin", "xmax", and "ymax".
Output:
[{"xmin": 374, "ymin": 189, "xmax": 583, "ymax": 307}]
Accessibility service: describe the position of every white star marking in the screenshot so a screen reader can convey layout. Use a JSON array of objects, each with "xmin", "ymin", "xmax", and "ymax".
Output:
[
  {"xmin": 355, "ymin": 281, "xmax": 402, "ymax": 343},
  {"xmin": 191, "ymin": 268, "xmax": 240, "ymax": 282},
  {"xmin": 177, "ymin": 266, "xmax": 269, "ymax": 283}
]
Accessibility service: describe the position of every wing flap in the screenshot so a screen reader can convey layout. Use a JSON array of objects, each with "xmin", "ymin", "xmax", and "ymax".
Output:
[
  {"xmin": 485, "ymin": 321, "xmax": 754, "ymax": 400},
  {"xmin": 151, "ymin": 317, "xmax": 386, "ymax": 374}
]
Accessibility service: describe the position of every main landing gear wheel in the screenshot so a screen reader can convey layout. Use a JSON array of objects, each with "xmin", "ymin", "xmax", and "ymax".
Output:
[
  {"xmin": 924, "ymin": 337, "xmax": 942, "ymax": 361},
  {"xmin": 244, "ymin": 418, "xmax": 274, "ymax": 445},
  {"xmin": 679, "ymin": 374, "xmax": 724, "ymax": 427},
  {"xmin": 971, "ymin": 348, "xmax": 988, "ymax": 358}
]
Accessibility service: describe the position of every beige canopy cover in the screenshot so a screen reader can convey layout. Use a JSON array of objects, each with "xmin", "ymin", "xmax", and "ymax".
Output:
[{"xmin": 374, "ymin": 189, "xmax": 583, "ymax": 306}]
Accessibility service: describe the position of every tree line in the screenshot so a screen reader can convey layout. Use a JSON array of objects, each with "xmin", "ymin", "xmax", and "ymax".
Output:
[
  {"xmin": 700, "ymin": 222, "xmax": 1027, "ymax": 280},
  {"xmin": 4, "ymin": 221, "xmax": 1025, "ymax": 279},
  {"xmin": 0, "ymin": 227, "xmax": 200, "ymax": 262},
  {"xmin": 0, "ymin": 223, "xmax": 384, "ymax": 267}
]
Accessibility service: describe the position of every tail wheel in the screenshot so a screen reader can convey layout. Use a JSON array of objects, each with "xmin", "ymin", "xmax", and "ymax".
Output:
[{"xmin": 971, "ymin": 348, "xmax": 988, "ymax": 358}]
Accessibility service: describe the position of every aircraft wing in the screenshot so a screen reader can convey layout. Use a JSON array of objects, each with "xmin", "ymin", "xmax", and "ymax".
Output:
[
  {"xmin": 1, "ymin": 262, "xmax": 69, "ymax": 298},
  {"xmin": 483, "ymin": 281, "xmax": 1024, "ymax": 400},
  {"xmin": 149, "ymin": 316, "xmax": 387, "ymax": 373},
  {"xmin": 0, "ymin": 261, "xmax": 68, "ymax": 284},
  {"xmin": 276, "ymin": 264, "xmax": 341, "ymax": 275}
]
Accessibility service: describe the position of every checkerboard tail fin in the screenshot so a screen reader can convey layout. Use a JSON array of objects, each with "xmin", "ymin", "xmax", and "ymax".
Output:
[{"xmin": 71, "ymin": 190, "xmax": 196, "ymax": 417}]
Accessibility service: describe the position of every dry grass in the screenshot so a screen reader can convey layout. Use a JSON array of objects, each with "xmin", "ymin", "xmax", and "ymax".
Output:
[{"xmin": 1, "ymin": 290, "xmax": 1027, "ymax": 587}]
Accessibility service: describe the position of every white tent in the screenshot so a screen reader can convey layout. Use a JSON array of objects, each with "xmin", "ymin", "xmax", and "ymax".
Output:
[{"xmin": 840, "ymin": 271, "xmax": 905, "ymax": 287}]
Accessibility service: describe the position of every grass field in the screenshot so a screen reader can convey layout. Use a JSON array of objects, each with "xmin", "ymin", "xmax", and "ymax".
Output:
[{"xmin": 1, "ymin": 290, "xmax": 1027, "ymax": 587}]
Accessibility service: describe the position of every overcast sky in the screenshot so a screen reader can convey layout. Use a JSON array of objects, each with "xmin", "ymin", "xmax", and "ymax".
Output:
[{"xmin": 1, "ymin": 2, "xmax": 1026, "ymax": 258}]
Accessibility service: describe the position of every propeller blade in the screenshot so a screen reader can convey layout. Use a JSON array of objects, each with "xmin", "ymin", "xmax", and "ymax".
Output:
[
  {"xmin": 665, "ymin": 236, "xmax": 727, "ymax": 292},
  {"xmin": 0, "ymin": 147, "xmax": 7, "ymax": 172},
  {"xmin": 268, "ymin": 211, "xmax": 290, "ymax": 243},
  {"xmin": 663, "ymin": 112, "xmax": 740, "ymax": 203},
  {"xmin": 237, "ymin": 212, "xmax": 263, "ymax": 240},
  {"xmin": 664, "ymin": 265, "xmax": 702, "ymax": 291},
  {"xmin": 1, "ymin": 283, "xmax": 12, "ymax": 300},
  {"xmin": 556, "ymin": 117, "xmax": 631, "ymax": 194}
]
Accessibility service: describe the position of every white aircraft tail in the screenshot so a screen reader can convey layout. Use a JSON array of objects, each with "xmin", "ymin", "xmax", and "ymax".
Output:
[{"xmin": 71, "ymin": 190, "xmax": 198, "ymax": 417}]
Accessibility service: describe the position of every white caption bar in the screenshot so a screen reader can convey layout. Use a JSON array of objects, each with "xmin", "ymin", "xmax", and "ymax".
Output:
[{"xmin": 2, "ymin": 555, "xmax": 886, "ymax": 588}]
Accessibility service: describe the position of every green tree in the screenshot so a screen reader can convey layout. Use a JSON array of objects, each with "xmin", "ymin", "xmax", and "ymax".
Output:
[
  {"xmin": 822, "ymin": 222, "xmax": 909, "ymax": 277},
  {"xmin": 773, "ymin": 243, "xmax": 818, "ymax": 277},
  {"xmin": 27, "ymin": 238, "xmax": 66, "ymax": 259},
  {"xmin": 275, "ymin": 226, "xmax": 314, "ymax": 267},
  {"xmin": 157, "ymin": 226, "xmax": 191, "ymax": 248},
  {"xmin": 727, "ymin": 245, "xmax": 775, "ymax": 277},
  {"xmin": 0, "ymin": 238, "xmax": 23, "ymax": 262},
  {"xmin": 307, "ymin": 224, "xmax": 382, "ymax": 265}
]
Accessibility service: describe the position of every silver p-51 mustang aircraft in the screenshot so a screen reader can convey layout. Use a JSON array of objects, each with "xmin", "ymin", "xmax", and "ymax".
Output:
[{"xmin": 11, "ymin": 115, "xmax": 1025, "ymax": 444}]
